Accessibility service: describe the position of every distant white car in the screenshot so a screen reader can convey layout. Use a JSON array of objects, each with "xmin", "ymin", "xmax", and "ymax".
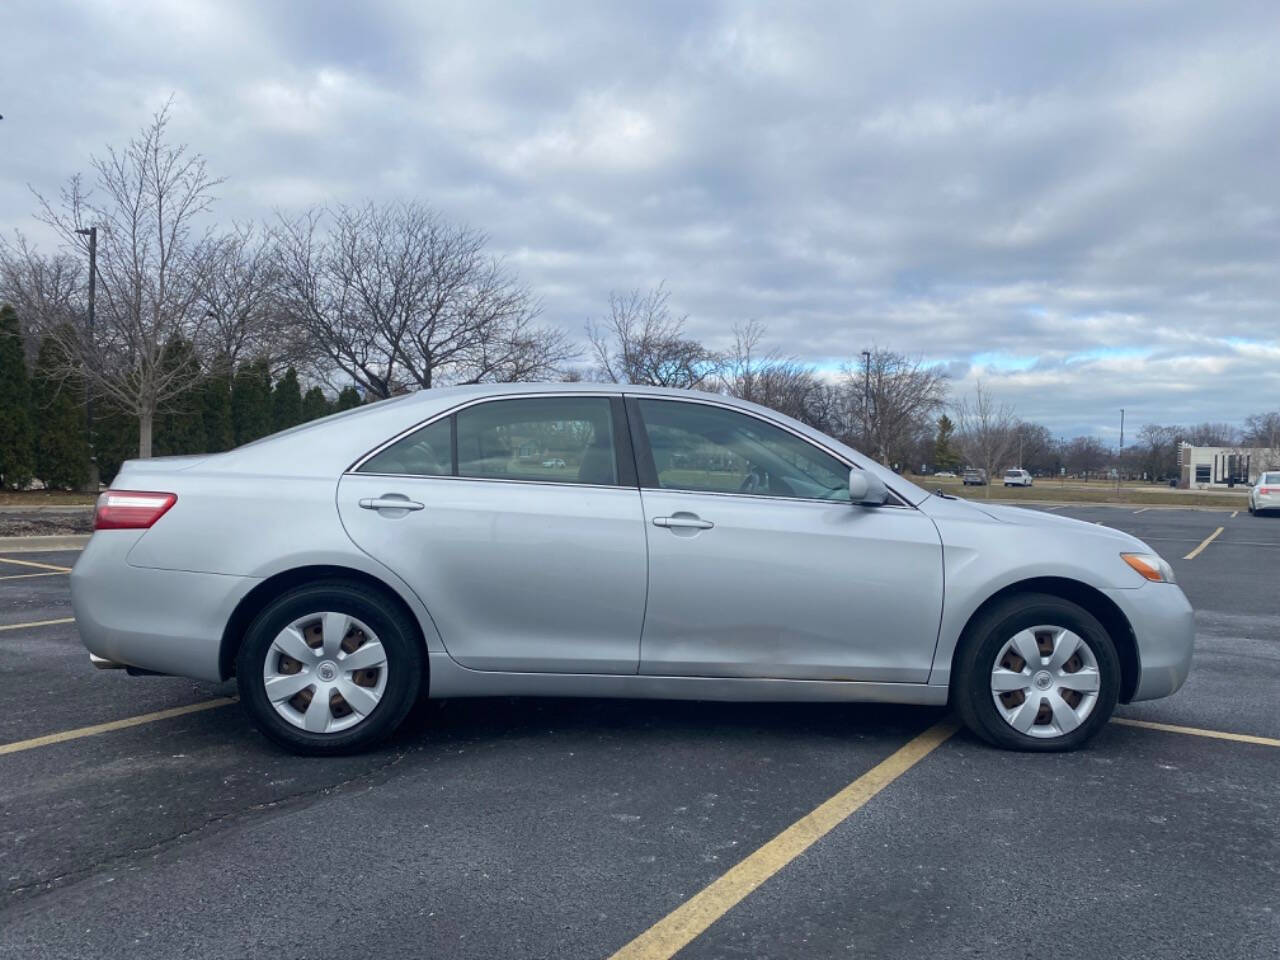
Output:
[
  {"xmin": 933, "ymin": 471, "xmax": 957, "ymax": 479},
  {"xmin": 1248, "ymin": 471, "xmax": 1280, "ymax": 515},
  {"xmin": 1004, "ymin": 469, "xmax": 1033, "ymax": 488},
  {"xmin": 541, "ymin": 458, "xmax": 567, "ymax": 468}
]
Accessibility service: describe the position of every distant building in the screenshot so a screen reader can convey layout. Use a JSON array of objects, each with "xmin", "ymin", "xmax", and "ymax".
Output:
[{"xmin": 1178, "ymin": 443, "xmax": 1278, "ymax": 488}]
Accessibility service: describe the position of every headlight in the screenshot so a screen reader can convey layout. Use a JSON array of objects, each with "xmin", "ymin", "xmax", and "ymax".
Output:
[{"xmin": 1121, "ymin": 552, "xmax": 1176, "ymax": 584}]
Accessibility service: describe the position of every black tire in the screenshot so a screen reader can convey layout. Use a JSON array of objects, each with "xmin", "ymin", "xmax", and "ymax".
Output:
[
  {"xmin": 952, "ymin": 592, "xmax": 1120, "ymax": 752},
  {"xmin": 236, "ymin": 579, "xmax": 424, "ymax": 756}
]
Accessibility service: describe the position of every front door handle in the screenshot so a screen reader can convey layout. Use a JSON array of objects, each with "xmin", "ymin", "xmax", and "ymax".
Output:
[
  {"xmin": 652, "ymin": 515, "xmax": 714, "ymax": 530},
  {"xmin": 359, "ymin": 497, "xmax": 425, "ymax": 512}
]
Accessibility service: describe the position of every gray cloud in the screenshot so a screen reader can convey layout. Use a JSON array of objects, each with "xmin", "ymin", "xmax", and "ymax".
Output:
[{"xmin": 3, "ymin": 0, "xmax": 1278, "ymax": 437}]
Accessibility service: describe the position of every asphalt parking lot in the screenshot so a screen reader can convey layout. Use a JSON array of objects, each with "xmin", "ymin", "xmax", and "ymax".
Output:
[{"xmin": 1, "ymin": 505, "xmax": 1277, "ymax": 959}]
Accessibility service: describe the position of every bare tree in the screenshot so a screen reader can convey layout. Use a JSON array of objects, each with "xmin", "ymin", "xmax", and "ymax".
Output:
[
  {"xmin": 846, "ymin": 348, "xmax": 948, "ymax": 466},
  {"xmin": 195, "ymin": 223, "xmax": 287, "ymax": 369},
  {"xmin": 956, "ymin": 381, "xmax": 1017, "ymax": 497},
  {"xmin": 587, "ymin": 284, "xmax": 720, "ymax": 389},
  {"xmin": 720, "ymin": 320, "xmax": 828, "ymax": 427},
  {"xmin": 1062, "ymin": 435, "xmax": 1109, "ymax": 479},
  {"xmin": 1135, "ymin": 423, "xmax": 1182, "ymax": 480},
  {"xmin": 0, "ymin": 234, "xmax": 85, "ymax": 363},
  {"xmin": 1183, "ymin": 421, "xmax": 1239, "ymax": 447},
  {"xmin": 25, "ymin": 101, "xmax": 221, "ymax": 458},
  {"xmin": 274, "ymin": 201, "xmax": 573, "ymax": 398},
  {"xmin": 1244, "ymin": 411, "xmax": 1280, "ymax": 468}
]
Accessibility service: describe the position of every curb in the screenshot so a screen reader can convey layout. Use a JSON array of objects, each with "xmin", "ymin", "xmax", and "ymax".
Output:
[{"xmin": 0, "ymin": 535, "xmax": 90, "ymax": 553}]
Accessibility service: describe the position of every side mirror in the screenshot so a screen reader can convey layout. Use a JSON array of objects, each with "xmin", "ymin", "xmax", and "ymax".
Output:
[{"xmin": 849, "ymin": 469, "xmax": 889, "ymax": 506}]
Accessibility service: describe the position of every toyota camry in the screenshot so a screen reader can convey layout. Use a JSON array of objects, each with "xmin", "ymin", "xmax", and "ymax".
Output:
[{"xmin": 71, "ymin": 383, "xmax": 1194, "ymax": 755}]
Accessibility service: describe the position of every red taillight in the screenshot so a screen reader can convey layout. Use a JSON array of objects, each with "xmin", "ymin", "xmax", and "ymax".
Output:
[
  {"xmin": 1261, "ymin": 488, "xmax": 1274, "ymax": 496},
  {"xmin": 94, "ymin": 490, "xmax": 177, "ymax": 530}
]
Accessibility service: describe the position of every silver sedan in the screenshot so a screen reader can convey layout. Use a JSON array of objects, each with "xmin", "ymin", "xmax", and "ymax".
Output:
[{"xmin": 71, "ymin": 384, "xmax": 1194, "ymax": 755}]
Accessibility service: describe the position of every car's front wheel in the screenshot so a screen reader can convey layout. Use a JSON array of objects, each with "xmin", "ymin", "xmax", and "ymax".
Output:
[
  {"xmin": 952, "ymin": 593, "xmax": 1120, "ymax": 751},
  {"xmin": 236, "ymin": 580, "xmax": 424, "ymax": 755}
]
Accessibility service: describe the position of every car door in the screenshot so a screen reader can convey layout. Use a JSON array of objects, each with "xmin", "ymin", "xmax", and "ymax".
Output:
[
  {"xmin": 629, "ymin": 396, "xmax": 944, "ymax": 683},
  {"xmin": 338, "ymin": 394, "xmax": 648, "ymax": 674}
]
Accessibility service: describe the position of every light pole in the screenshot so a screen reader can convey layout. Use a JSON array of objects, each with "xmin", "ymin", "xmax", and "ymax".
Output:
[
  {"xmin": 1116, "ymin": 407, "xmax": 1125, "ymax": 494},
  {"xmin": 74, "ymin": 226, "xmax": 99, "ymax": 491},
  {"xmin": 861, "ymin": 349, "xmax": 872, "ymax": 457}
]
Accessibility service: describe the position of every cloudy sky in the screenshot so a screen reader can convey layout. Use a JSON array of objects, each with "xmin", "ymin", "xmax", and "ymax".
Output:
[{"xmin": 4, "ymin": 0, "xmax": 1279, "ymax": 438}]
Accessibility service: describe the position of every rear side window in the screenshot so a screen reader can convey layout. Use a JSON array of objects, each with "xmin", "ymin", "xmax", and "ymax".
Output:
[
  {"xmin": 359, "ymin": 417, "xmax": 452, "ymax": 476},
  {"xmin": 456, "ymin": 397, "xmax": 618, "ymax": 485},
  {"xmin": 1262, "ymin": 473, "xmax": 1280, "ymax": 485}
]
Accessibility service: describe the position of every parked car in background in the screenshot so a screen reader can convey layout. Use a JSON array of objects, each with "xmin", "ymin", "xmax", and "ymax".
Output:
[
  {"xmin": 962, "ymin": 468, "xmax": 988, "ymax": 486},
  {"xmin": 933, "ymin": 470, "xmax": 957, "ymax": 479},
  {"xmin": 1003, "ymin": 469, "xmax": 1033, "ymax": 487},
  {"xmin": 1248, "ymin": 471, "xmax": 1280, "ymax": 515},
  {"xmin": 71, "ymin": 383, "xmax": 1193, "ymax": 756}
]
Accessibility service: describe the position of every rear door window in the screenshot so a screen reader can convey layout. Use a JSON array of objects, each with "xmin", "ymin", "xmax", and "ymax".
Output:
[
  {"xmin": 455, "ymin": 396, "xmax": 620, "ymax": 486},
  {"xmin": 359, "ymin": 417, "xmax": 453, "ymax": 476}
]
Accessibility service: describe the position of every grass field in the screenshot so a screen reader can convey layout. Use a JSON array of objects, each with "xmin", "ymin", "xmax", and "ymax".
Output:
[{"xmin": 914, "ymin": 476, "xmax": 1248, "ymax": 509}]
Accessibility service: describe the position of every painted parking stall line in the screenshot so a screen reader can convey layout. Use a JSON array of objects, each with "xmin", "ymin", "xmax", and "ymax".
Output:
[
  {"xmin": 608, "ymin": 719, "xmax": 959, "ymax": 960},
  {"xmin": 1184, "ymin": 526, "xmax": 1224, "ymax": 560},
  {"xmin": 0, "ymin": 617, "xmax": 75, "ymax": 633},
  {"xmin": 0, "ymin": 698, "xmax": 238, "ymax": 756},
  {"xmin": 0, "ymin": 556, "xmax": 73, "ymax": 573},
  {"xmin": 1113, "ymin": 717, "xmax": 1280, "ymax": 748}
]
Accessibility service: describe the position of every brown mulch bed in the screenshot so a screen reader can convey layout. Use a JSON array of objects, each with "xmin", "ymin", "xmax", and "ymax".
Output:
[{"xmin": 0, "ymin": 510, "xmax": 95, "ymax": 536}]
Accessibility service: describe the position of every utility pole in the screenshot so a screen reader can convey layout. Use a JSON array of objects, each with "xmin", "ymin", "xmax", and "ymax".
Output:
[
  {"xmin": 74, "ymin": 226, "xmax": 99, "ymax": 492},
  {"xmin": 1116, "ymin": 407, "xmax": 1125, "ymax": 495},
  {"xmin": 861, "ymin": 349, "xmax": 872, "ymax": 458}
]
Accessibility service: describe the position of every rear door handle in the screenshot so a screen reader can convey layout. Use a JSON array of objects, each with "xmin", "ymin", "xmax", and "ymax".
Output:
[
  {"xmin": 359, "ymin": 497, "xmax": 425, "ymax": 512},
  {"xmin": 652, "ymin": 516, "xmax": 714, "ymax": 530}
]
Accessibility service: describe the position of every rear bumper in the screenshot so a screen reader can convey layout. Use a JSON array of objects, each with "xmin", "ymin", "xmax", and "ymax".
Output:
[
  {"xmin": 70, "ymin": 532, "xmax": 258, "ymax": 683},
  {"xmin": 1254, "ymin": 493, "xmax": 1280, "ymax": 511},
  {"xmin": 1103, "ymin": 583, "xmax": 1195, "ymax": 701}
]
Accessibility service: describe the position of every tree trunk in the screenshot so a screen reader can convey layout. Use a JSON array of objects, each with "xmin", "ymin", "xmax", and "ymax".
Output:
[{"xmin": 138, "ymin": 408, "xmax": 154, "ymax": 459}]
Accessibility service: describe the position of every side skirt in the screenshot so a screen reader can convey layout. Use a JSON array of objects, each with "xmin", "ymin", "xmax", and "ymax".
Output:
[{"xmin": 426, "ymin": 652, "xmax": 949, "ymax": 705}]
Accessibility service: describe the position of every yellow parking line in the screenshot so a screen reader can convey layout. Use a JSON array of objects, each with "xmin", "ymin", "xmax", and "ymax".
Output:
[
  {"xmin": 608, "ymin": 719, "xmax": 959, "ymax": 960},
  {"xmin": 0, "ymin": 698, "xmax": 237, "ymax": 757},
  {"xmin": 1231, "ymin": 511, "xmax": 1239, "ymax": 518},
  {"xmin": 1183, "ymin": 526, "xmax": 1223, "ymax": 560},
  {"xmin": 1113, "ymin": 717, "xmax": 1280, "ymax": 748},
  {"xmin": 0, "ymin": 571, "xmax": 67, "ymax": 581},
  {"xmin": 0, "ymin": 556, "xmax": 72, "ymax": 573},
  {"xmin": 0, "ymin": 617, "xmax": 75, "ymax": 632},
  {"xmin": 1133, "ymin": 507, "xmax": 1150, "ymax": 514}
]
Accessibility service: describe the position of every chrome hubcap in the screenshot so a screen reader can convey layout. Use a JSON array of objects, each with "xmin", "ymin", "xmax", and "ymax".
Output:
[
  {"xmin": 263, "ymin": 612, "xmax": 388, "ymax": 734},
  {"xmin": 990, "ymin": 625, "xmax": 1100, "ymax": 739}
]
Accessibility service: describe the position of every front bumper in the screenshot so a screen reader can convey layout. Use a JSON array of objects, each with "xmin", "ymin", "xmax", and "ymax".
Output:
[
  {"xmin": 1103, "ymin": 583, "xmax": 1195, "ymax": 701},
  {"xmin": 70, "ymin": 532, "xmax": 259, "ymax": 682}
]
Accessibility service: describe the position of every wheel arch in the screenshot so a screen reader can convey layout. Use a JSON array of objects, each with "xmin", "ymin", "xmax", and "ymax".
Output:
[
  {"xmin": 950, "ymin": 577, "xmax": 1140, "ymax": 703},
  {"xmin": 219, "ymin": 564, "xmax": 430, "ymax": 681}
]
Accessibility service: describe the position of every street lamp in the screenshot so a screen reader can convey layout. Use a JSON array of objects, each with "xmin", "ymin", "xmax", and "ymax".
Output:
[{"xmin": 75, "ymin": 226, "xmax": 99, "ymax": 491}]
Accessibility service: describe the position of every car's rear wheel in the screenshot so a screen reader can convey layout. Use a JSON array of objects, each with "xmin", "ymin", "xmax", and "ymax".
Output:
[
  {"xmin": 952, "ymin": 593, "xmax": 1120, "ymax": 751},
  {"xmin": 236, "ymin": 580, "xmax": 423, "ymax": 755}
]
